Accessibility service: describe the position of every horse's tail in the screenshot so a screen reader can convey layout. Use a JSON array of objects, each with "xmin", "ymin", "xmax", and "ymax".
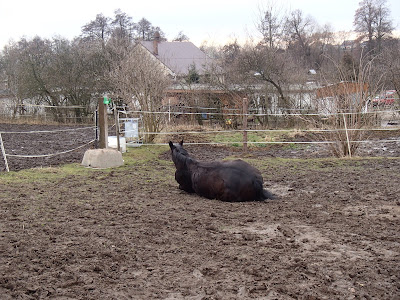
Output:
[
  {"xmin": 253, "ymin": 179, "xmax": 277, "ymax": 201},
  {"xmin": 262, "ymin": 189, "xmax": 277, "ymax": 200}
]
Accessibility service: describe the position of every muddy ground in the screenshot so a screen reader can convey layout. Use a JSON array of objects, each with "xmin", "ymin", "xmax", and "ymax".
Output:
[
  {"xmin": 0, "ymin": 123, "xmax": 96, "ymax": 172},
  {"xmin": 0, "ymin": 123, "xmax": 399, "ymax": 299}
]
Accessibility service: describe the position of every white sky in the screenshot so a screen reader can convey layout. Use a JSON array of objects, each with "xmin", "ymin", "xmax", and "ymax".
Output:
[{"xmin": 1, "ymin": 0, "xmax": 399, "ymax": 49}]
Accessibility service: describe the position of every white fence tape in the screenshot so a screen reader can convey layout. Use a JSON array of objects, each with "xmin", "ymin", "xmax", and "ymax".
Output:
[
  {"xmin": 5, "ymin": 140, "xmax": 95, "ymax": 158},
  {"xmin": 139, "ymin": 139, "xmax": 400, "ymax": 147},
  {"xmin": 0, "ymin": 126, "xmax": 96, "ymax": 135},
  {"xmin": 124, "ymin": 108, "xmax": 400, "ymax": 117}
]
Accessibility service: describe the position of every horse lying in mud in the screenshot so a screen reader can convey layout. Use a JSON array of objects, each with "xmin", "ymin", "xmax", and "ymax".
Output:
[{"xmin": 169, "ymin": 141, "xmax": 276, "ymax": 202}]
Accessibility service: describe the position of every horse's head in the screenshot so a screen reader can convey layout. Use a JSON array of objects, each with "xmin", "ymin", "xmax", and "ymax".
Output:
[
  {"xmin": 169, "ymin": 140, "xmax": 195, "ymax": 193},
  {"xmin": 169, "ymin": 140, "xmax": 189, "ymax": 156},
  {"xmin": 169, "ymin": 140, "xmax": 190, "ymax": 168}
]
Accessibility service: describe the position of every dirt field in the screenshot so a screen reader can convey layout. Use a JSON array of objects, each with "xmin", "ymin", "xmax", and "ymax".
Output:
[
  {"xmin": 1, "ymin": 123, "xmax": 399, "ymax": 299},
  {"xmin": 0, "ymin": 123, "xmax": 95, "ymax": 172}
]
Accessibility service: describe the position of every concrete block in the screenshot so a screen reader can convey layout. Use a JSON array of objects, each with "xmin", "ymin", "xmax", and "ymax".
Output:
[{"xmin": 81, "ymin": 149, "xmax": 124, "ymax": 169}]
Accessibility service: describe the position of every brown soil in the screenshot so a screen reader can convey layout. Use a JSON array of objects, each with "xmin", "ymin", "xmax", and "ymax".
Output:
[
  {"xmin": 1, "ymin": 123, "xmax": 399, "ymax": 299},
  {"xmin": 0, "ymin": 123, "xmax": 95, "ymax": 172}
]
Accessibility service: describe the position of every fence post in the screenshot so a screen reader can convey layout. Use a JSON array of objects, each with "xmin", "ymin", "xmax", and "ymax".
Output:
[
  {"xmin": 98, "ymin": 98, "xmax": 108, "ymax": 149},
  {"xmin": 114, "ymin": 103, "xmax": 120, "ymax": 152},
  {"xmin": 0, "ymin": 133, "xmax": 10, "ymax": 172},
  {"xmin": 243, "ymin": 97, "xmax": 248, "ymax": 154},
  {"xmin": 94, "ymin": 109, "xmax": 98, "ymax": 148},
  {"xmin": 342, "ymin": 113, "xmax": 352, "ymax": 157},
  {"xmin": 168, "ymin": 98, "xmax": 171, "ymax": 123}
]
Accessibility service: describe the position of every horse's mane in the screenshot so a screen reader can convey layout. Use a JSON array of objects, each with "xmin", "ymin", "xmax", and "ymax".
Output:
[{"xmin": 171, "ymin": 144, "xmax": 196, "ymax": 168}]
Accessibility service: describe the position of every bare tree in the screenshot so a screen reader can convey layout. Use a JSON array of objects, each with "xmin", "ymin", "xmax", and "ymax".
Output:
[
  {"xmin": 315, "ymin": 54, "xmax": 382, "ymax": 157},
  {"xmin": 173, "ymin": 31, "xmax": 190, "ymax": 42},
  {"xmin": 237, "ymin": 43, "xmax": 302, "ymax": 111},
  {"xmin": 2, "ymin": 36, "xmax": 105, "ymax": 122},
  {"xmin": 257, "ymin": 1, "xmax": 286, "ymax": 49},
  {"xmin": 13, "ymin": 37, "xmax": 64, "ymax": 115},
  {"xmin": 1, "ymin": 9, "xmax": 172, "ymax": 124},
  {"xmin": 136, "ymin": 18, "xmax": 152, "ymax": 40},
  {"xmin": 308, "ymin": 24, "xmax": 335, "ymax": 69},
  {"xmin": 374, "ymin": 0, "xmax": 394, "ymax": 52},
  {"xmin": 109, "ymin": 46, "xmax": 171, "ymax": 143},
  {"xmin": 208, "ymin": 39, "xmax": 305, "ymax": 127},
  {"xmin": 377, "ymin": 38, "xmax": 400, "ymax": 97},
  {"xmin": 284, "ymin": 9, "xmax": 317, "ymax": 67},
  {"xmin": 51, "ymin": 37, "xmax": 105, "ymax": 121},
  {"xmin": 135, "ymin": 18, "xmax": 166, "ymax": 41},
  {"xmin": 111, "ymin": 9, "xmax": 136, "ymax": 42},
  {"xmin": 354, "ymin": 0, "xmax": 393, "ymax": 54},
  {"xmin": 1, "ymin": 42, "xmax": 27, "ymax": 116},
  {"xmin": 220, "ymin": 40, "xmax": 241, "ymax": 65},
  {"xmin": 81, "ymin": 13, "xmax": 111, "ymax": 45}
]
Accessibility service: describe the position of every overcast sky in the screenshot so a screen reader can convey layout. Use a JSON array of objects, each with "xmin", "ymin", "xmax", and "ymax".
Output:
[{"xmin": 1, "ymin": 0, "xmax": 399, "ymax": 48}]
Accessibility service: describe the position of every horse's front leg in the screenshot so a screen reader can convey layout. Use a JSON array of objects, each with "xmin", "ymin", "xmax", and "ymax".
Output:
[
  {"xmin": 179, "ymin": 184, "xmax": 195, "ymax": 193},
  {"xmin": 175, "ymin": 170, "xmax": 195, "ymax": 193}
]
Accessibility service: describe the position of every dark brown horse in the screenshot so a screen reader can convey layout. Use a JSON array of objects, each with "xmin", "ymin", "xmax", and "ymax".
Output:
[{"xmin": 169, "ymin": 141, "xmax": 276, "ymax": 202}]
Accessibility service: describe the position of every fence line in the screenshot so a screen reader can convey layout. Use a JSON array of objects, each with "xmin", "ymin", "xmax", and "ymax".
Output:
[
  {"xmin": 0, "ymin": 126, "xmax": 96, "ymax": 135},
  {"xmin": 0, "ymin": 125, "xmax": 96, "ymax": 172},
  {"xmin": 11, "ymin": 104, "xmax": 400, "ymax": 116},
  {"xmin": 1, "ymin": 106, "xmax": 399, "ymax": 172},
  {"xmin": 134, "ymin": 127, "xmax": 400, "ymax": 136},
  {"xmin": 139, "ymin": 139, "xmax": 400, "ymax": 147},
  {"xmin": 116, "ymin": 105, "xmax": 243, "ymax": 112},
  {"xmin": 119, "ymin": 106, "xmax": 399, "ymax": 152},
  {"xmin": 5, "ymin": 139, "xmax": 95, "ymax": 158},
  {"xmin": 124, "ymin": 108, "xmax": 400, "ymax": 117},
  {"xmin": 15, "ymin": 103, "xmax": 87, "ymax": 109},
  {"xmin": 15, "ymin": 102, "xmax": 398, "ymax": 116}
]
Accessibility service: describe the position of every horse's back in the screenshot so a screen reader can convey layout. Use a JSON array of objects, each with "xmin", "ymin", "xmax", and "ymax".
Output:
[{"xmin": 194, "ymin": 159, "xmax": 268, "ymax": 202}]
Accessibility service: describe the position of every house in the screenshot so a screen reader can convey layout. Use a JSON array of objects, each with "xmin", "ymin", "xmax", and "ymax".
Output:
[
  {"xmin": 340, "ymin": 40, "xmax": 355, "ymax": 51},
  {"xmin": 139, "ymin": 32, "xmax": 212, "ymax": 79},
  {"xmin": 137, "ymin": 33, "xmax": 243, "ymax": 123},
  {"xmin": 315, "ymin": 81, "xmax": 369, "ymax": 115}
]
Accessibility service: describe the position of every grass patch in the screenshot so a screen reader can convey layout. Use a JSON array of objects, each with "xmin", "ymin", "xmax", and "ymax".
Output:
[
  {"xmin": 0, "ymin": 164, "xmax": 91, "ymax": 184},
  {"xmin": 1, "ymin": 143, "xmax": 396, "ymax": 185},
  {"xmin": 0, "ymin": 145, "xmax": 171, "ymax": 184},
  {"xmin": 122, "ymin": 145, "xmax": 169, "ymax": 166},
  {"xmin": 213, "ymin": 132, "xmax": 265, "ymax": 147},
  {"xmin": 212, "ymin": 130, "xmax": 303, "ymax": 147}
]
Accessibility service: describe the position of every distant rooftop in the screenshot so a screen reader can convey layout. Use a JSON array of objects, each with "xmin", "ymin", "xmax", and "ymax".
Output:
[{"xmin": 140, "ymin": 40, "xmax": 211, "ymax": 76}]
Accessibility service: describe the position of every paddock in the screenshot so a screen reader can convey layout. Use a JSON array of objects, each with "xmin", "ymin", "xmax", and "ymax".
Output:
[{"xmin": 0, "ymin": 123, "xmax": 399, "ymax": 299}]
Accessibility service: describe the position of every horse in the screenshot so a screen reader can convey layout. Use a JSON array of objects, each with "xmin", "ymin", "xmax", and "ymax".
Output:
[{"xmin": 169, "ymin": 140, "xmax": 276, "ymax": 202}]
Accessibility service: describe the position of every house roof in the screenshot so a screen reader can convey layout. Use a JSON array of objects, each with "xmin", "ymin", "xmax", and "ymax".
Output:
[
  {"xmin": 140, "ymin": 41, "xmax": 210, "ymax": 76},
  {"xmin": 316, "ymin": 81, "xmax": 368, "ymax": 98}
]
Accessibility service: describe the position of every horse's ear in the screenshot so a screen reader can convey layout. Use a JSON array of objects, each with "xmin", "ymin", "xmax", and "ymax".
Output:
[
  {"xmin": 168, "ymin": 141, "xmax": 174, "ymax": 150},
  {"xmin": 179, "ymin": 140, "xmax": 184, "ymax": 146}
]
